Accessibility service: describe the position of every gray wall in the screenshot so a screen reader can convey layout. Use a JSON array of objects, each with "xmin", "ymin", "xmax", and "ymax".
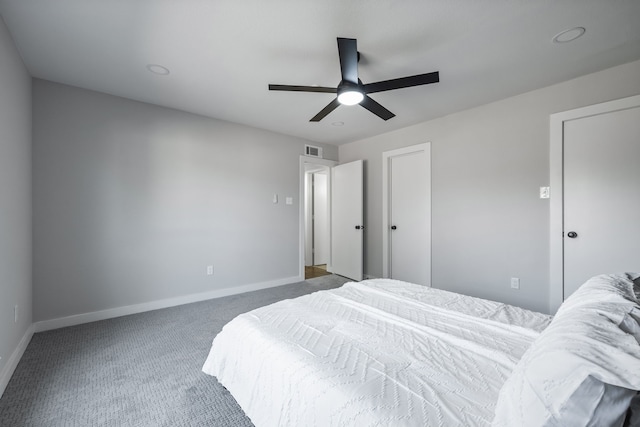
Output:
[
  {"xmin": 0, "ymin": 17, "xmax": 32, "ymax": 375},
  {"xmin": 33, "ymin": 80, "xmax": 337, "ymax": 322},
  {"xmin": 340, "ymin": 59, "xmax": 640, "ymax": 314}
]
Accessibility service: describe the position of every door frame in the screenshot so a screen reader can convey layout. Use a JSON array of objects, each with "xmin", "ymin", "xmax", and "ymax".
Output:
[
  {"xmin": 382, "ymin": 143, "xmax": 431, "ymax": 282},
  {"xmin": 549, "ymin": 94, "xmax": 640, "ymax": 313},
  {"xmin": 299, "ymin": 156, "xmax": 337, "ymax": 280}
]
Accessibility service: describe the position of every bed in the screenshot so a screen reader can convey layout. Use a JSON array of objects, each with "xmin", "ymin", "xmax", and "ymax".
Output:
[{"xmin": 202, "ymin": 274, "xmax": 640, "ymax": 426}]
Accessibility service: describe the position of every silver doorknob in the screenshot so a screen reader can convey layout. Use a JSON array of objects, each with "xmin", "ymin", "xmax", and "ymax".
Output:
[{"xmin": 567, "ymin": 231, "xmax": 578, "ymax": 238}]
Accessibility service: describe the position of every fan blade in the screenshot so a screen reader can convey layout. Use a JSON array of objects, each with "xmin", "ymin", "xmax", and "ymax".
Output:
[
  {"xmin": 269, "ymin": 84, "xmax": 337, "ymax": 93},
  {"xmin": 337, "ymin": 38, "xmax": 358, "ymax": 84},
  {"xmin": 360, "ymin": 95, "xmax": 395, "ymax": 120},
  {"xmin": 363, "ymin": 71, "xmax": 439, "ymax": 94},
  {"xmin": 310, "ymin": 98, "xmax": 341, "ymax": 122}
]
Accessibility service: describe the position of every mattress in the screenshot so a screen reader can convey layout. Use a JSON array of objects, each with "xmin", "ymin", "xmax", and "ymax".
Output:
[{"xmin": 202, "ymin": 279, "xmax": 552, "ymax": 426}]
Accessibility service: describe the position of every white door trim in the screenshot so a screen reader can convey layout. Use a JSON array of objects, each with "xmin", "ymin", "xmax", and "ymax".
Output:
[
  {"xmin": 299, "ymin": 156, "xmax": 337, "ymax": 279},
  {"xmin": 382, "ymin": 143, "xmax": 431, "ymax": 280},
  {"xmin": 549, "ymin": 94, "xmax": 640, "ymax": 313}
]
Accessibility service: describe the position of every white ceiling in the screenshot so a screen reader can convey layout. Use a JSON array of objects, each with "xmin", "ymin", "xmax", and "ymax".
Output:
[{"xmin": 1, "ymin": 0, "xmax": 640, "ymax": 145}]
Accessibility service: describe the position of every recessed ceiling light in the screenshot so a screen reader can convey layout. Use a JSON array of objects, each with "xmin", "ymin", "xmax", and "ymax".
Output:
[
  {"xmin": 146, "ymin": 64, "xmax": 170, "ymax": 75},
  {"xmin": 332, "ymin": 121, "xmax": 344, "ymax": 126},
  {"xmin": 552, "ymin": 27, "xmax": 586, "ymax": 44}
]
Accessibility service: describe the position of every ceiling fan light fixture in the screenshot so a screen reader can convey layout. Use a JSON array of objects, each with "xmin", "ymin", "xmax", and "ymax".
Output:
[
  {"xmin": 337, "ymin": 90, "xmax": 364, "ymax": 105},
  {"xmin": 268, "ymin": 37, "xmax": 439, "ymax": 121}
]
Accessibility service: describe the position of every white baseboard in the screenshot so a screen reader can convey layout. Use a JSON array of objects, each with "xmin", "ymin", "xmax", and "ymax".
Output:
[
  {"xmin": 0, "ymin": 324, "xmax": 34, "ymax": 398},
  {"xmin": 363, "ymin": 274, "xmax": 379, "ymax": 280},
  {"xmin": 34, "ymin": 275, "xmax": 303, "ymax": 333}
]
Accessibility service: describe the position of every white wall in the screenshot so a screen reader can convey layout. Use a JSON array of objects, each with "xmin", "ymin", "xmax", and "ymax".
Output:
[
  {"xmin": 313, "ymin": 172, "xmax": 328, "ymax": 265},
  {"xmin": 0, "ymin": 16, "xmax": 32, "ymax": 387},
  {"xmin": 340, "ymin": 59, "xmax": 640, "ymax": 314},
  {"xmin": 32, "ymin": 80, "xmax": 337, "ymax": 322},
  {"xmin": 304, "ymin": 171, "xmax": 313, "ymax": 266}
]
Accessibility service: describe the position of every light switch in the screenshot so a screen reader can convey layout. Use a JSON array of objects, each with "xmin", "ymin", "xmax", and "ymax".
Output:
[
  {"xmin": 285, "ymin": 197, "xmax": 293, "ymax": 205},
  {"xmin": 272, "ymin": 194, "xmax": 278, "ymax": 204}
]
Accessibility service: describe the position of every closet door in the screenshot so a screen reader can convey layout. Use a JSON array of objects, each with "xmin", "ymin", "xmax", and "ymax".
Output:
[
  {"xmin": 562, "ymin": 105, "xmax": 640, "ymax": 298},
  {"xmin": 383, "ymin": 144, "xmax": 431, "ymax": 286}
]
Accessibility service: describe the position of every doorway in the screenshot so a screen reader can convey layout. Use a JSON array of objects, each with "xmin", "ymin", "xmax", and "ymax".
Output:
[
  {"xmin": 299, "ymin": 156, "xmax": 337, "ymax": 280},
  {"xmin": 550, "ymin": 94, "xmax": 640, "ymax": 312},
  {"xmin": 304, "ymin": 167, "xmax": 330, "ymax": 279}
]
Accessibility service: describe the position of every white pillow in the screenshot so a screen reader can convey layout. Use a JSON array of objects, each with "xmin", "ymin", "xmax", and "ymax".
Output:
[{"xmin": 493, "ymin": 273, "xmax": 640, "ymax": 427}]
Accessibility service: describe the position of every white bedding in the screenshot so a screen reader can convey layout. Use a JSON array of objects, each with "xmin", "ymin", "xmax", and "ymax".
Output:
[{"xmin": 202, "ymin": 279, "xmax": 552, "ymax": 426}]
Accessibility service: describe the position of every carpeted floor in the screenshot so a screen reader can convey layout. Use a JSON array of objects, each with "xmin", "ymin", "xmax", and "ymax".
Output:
[{"xmin": 0, "ymin": 274, "xmax": 350, "ymax": 426}]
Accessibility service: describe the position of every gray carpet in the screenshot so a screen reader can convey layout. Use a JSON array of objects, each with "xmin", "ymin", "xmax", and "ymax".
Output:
[{"xmin": 0, "ymin": 275, "xmax": 350, "ymax": 426}]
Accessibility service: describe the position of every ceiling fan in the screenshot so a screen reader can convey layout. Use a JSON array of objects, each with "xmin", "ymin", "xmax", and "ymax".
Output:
[{"xmin": 268, "ymin": 37, "xmax": 440, "ymax": 122}]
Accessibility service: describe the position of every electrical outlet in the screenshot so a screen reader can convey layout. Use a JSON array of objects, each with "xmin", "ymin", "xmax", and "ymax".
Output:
[
  {"xmin": 510, "ymin": 277, "xmax": 520, "ymax": 290},
  {"xmin": 14, "ymin": 305, "xmax": 18, "ymax": 323},
  {"xmin": 206, "ymin": 265, "xmax": 214, "ymax": 276}
]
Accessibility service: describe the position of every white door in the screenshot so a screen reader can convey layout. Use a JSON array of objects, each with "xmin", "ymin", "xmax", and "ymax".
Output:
[
  {"xmin": 331, "ymin": 160, "xmax": 363, "ymax": 281},
  {"xmin": 562, "ymin": 105, "xmax": 640, "ymax": 297},
  {"xmin": 383, "ymin": 144, "xmax": 431, "ymax": 285}
]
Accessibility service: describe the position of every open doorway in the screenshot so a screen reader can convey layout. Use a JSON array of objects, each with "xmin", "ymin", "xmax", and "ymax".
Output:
[
  {"xmin": 304, "ymin": 165, "xmax": 330, "ymax": 279},
  {"xmin": 299, "ymin": 156, "xmax": 337, "ymax": 280}
]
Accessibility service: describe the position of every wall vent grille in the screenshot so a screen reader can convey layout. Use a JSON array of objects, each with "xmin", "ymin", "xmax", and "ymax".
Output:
[{"xmin": 305, "ymin": 145, "xmax": 323, "ymax": 158}]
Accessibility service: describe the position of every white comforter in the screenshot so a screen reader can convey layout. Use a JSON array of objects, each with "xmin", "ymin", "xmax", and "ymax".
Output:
[{"xmin": 202, "ymin": 279, "xmax": 552, "ymax": 427}]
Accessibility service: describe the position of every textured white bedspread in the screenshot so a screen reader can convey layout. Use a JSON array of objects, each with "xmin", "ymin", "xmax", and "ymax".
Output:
[{"xmin": 202, "ymin": 279, "xmax": 552, "ymax": 426}]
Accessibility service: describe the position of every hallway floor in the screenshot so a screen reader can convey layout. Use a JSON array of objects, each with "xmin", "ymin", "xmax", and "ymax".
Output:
[{"xmin": 305, "ymin": 264, "xmax": 330, "ymax": 279}]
